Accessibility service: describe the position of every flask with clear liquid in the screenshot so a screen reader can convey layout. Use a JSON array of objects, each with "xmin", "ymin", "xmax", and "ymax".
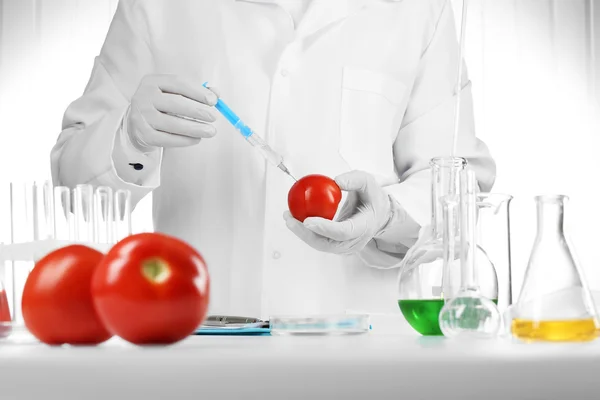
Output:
[
  {"xmin": 476, "ymin": 193, "xmax": 513, "ymax": 314},
  {"xmin": 438, "ymin": 169, "xmax": 501, "ymax": 338},
  {"xmin": 397, "ymin": 157, "xmax": 498, "ymax": 336},
  {"xmin": 510, "ymin": 195, "xmax": 599, "ymax": 342}
]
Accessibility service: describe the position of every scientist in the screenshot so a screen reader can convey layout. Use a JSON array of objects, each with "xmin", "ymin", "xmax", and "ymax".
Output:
[{"xmin": 51, "ymin": 0, "xmax": 495, "ymax": 319}]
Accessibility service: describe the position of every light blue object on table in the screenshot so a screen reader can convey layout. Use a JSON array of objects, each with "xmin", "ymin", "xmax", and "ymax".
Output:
[
  {"xmin": 194, "ymin": 327, "xmax": 271, "ymax": 336},
  {"xmin": 269, "ymin": 315, "xmax": 372, "ymax": 335},
  {"xmin": 192, "ymin": 316, "xmax": 372, "ymax": 336},
  {"xmin": 193, "ymin": 317, "xmax": 271, "ymax": 336}
]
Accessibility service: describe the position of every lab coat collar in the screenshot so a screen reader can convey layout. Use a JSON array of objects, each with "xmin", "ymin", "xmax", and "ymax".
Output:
[{"xmin": 235, "ymin": 0, "xmax": 404, "ymax": 39}]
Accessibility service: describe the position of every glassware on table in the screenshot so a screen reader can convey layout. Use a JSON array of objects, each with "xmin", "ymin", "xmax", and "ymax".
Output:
[
  {"xmin": 0, "ymin": 182, "xmax": 133, "ymax": 342},
  {"xmin": 397, "ymin": 157, "xmax": 498, "ymax": 336},
  {"xmin": 4, "ymin": 182, "xmax": 38, "ymax": 338},
  {"xmin": 440, "ymin": 193, "xmax": 461, "ymax": 302},
  {"xmin": 53, "ymin": 186, "xmax": 74, "ymax": 241},
  {"xmin": 10, "ymin": 182, "xmax": 35, "ymax": 244},
  {"xmin": 508, "ymin": 195, "xmax": 599, "ymax": 342},
  {"xmin": 33, "ymin": 181, "xmax": 54, "ymax": 241},
  {"xmin": 74, "ymin": 184, "xmax": 94, "ymax": 242},
  {"xmin": 396, "ymin": 157, "xmax": 464, "ymax": 336},
  {"xmin": 500, "ymin": 303, "xmax": 517, "ymax": 339},
  {"xmin": 114, "ymin": 189, "xmax": 132, "ymax": 241},
  {"xmin": 269, "ymin": 314, "xmax": 370, "ymax": 335},
  {"xmin": 93, "ymin": 186, "xmax": 114, "ymax": 244},
  {"xmin": 476, "ymin": 193, "xmax": 513, "ymax": 314},
  {"xmin": 438, "ymin": 169, "xmax": 502, "ymax": 339}
]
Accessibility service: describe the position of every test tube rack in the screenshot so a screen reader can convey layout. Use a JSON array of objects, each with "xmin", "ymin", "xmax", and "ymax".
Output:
[{"xmin": 0, "ymin": 182, "xmax": 131, "ymax": 262}]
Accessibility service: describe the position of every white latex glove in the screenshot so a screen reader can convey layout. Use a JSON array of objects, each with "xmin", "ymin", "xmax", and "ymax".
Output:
[
  {"xmin": 284, "ymin": 171, "xmax": 394, "ymax": 255},
  {"xmin": 396, "ymin": 224, "xmax": 439, "ymax": 270},
  {"xmin": 126, "ymin": 74, "xmax": 220, "ymax": 152}
]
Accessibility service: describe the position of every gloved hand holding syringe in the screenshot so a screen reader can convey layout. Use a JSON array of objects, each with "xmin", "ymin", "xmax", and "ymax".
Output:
[{"xmin": 203, "ymin": 82, "xmax": 297, "ymax": 181}]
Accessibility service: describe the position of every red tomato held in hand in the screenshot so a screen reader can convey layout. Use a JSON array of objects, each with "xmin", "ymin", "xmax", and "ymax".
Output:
[
  {"xmin": 92, "ymin": 232, "xmax": 210, "ymax": 345},
  {"xmin": 288, "ymin": 174, "xmax": 342, "ymax": 222},
  {"xmin": 22, "ymin": 245, "xmax": 112, "ymax": 345}
]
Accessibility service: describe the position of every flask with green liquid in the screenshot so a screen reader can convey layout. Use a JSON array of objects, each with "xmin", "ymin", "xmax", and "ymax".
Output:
[{"xmin": 397, "ymin": 157, "xmax": 498, "ymax": 336}]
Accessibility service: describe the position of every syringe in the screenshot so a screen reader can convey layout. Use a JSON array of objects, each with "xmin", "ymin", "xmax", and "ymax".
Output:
[{"xmin": 202, "ymin": 82, "xmax": 297, "ymax": 181}]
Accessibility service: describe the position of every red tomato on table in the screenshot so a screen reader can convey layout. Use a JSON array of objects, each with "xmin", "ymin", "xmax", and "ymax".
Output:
[
  {"xmin": 288, "ymin": 174, "xmax": 342, "ymax": 222},
  {"xmin": 22, "ymin": 245, "xmax": 112, "ymax": 345},
  {"xmin": 91, "ymin": 232, "xmax": 210, "ymax": 345}
]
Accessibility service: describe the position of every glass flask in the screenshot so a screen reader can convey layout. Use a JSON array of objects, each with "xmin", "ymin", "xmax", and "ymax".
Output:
[
  {"xmin": 510, "ymin": 195, "xmax": 599, "ymax": 342},
  {"xmin": 476, "ymin": 193, "xmax": 513, "ymax": 314},
  {"xmin": 397, "ymin": 157, "xmax": 498, "ymax": 336},
  {"xmin": 0, "ymin": 182, "xmax": 132, "ymax": 343},
  {"xmin": 439, "ymin": 169, "xmax": 501, "ymax": 338}
]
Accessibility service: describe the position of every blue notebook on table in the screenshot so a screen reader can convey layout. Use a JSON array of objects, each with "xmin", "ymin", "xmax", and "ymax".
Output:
[
  {"xmin": 194, "ymin": 327, "xmax": 270, "ymax": 336},
  {"xmin": 194, "ymin": 316, "xmax": 271, "ymax": 336}
]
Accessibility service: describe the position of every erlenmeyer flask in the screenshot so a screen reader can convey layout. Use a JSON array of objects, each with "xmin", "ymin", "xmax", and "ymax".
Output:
[
  {"xmin": 397, "ymin": 157, "xmax": 498, "ymax": 336},
  {"xmin": 510, "ymin": 195, "xmax": 599, "ymax": 342}
]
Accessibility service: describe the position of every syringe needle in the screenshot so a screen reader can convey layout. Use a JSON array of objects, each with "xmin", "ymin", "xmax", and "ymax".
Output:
[
  {"xmin": 202, "ymin": 82, "xmax": 299, "ymax": 182},
  {"xmin": 278, "ymin": 163, "xmax": 297, "ymax": 182}
]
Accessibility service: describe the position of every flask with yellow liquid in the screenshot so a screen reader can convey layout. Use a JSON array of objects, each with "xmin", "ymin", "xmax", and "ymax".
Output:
[{"xmin": 510, "ymin": 195, "xmax": 599, "ymax": 343}]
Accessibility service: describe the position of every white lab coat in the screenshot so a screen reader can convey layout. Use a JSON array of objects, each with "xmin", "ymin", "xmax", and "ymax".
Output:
[{"xmin": 51, "ymin": 0, "xmax": 496, "ymax": 320}]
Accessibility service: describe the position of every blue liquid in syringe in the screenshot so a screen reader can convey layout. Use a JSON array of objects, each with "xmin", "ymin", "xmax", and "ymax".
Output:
[{"xmin": 202, "ymin": 83, "xmax": 296, "ymax": 180}]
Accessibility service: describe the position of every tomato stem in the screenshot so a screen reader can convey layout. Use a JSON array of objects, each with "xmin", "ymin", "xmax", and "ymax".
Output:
[{"xmin": 141, "ymin": 259, "xmax": 171, "ymax": 284}]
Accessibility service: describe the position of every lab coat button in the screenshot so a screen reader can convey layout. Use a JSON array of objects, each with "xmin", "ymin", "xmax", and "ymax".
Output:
[
  {"xmin": 280, "ymin": 69, "xmax": 289, "ymax": 77},
  {"xmin": 272, "ymin": 251, "xmax": 281, "ymax": 259}
]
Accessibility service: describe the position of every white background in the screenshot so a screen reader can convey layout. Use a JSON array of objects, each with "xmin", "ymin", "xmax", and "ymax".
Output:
[{"xmin": 0, "ymin": 0, "xmax": 599, "ymax": 299}]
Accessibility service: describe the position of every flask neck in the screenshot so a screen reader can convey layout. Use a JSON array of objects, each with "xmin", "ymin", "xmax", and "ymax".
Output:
[
  {"xmin": 460, "ymin": 170, "xmax": 479, "ymax": 289},
  {"xmin": 431, "ymin": 157, "xmax": 466, "ymax": 237},
  {"xmin": 535, "ymin": 196, "xmax": 567, "ymax": 239}
]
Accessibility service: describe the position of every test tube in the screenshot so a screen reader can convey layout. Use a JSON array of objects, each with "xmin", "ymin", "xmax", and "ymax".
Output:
[
  {"xmin": 53, "ymin": 186, "xmax": 73, "ymax": 241},
  {"xmin": 32, "ymin": 181, "xmax": 54, "ymax": 241},
  {"xmin": 114, "ymin": 189, "xmax": 132, "ymax": 241},
  {"xmin": 8, "ymin": 182, "xmax": 36, "ymax": 328},
  {"xmin": 94, "ymin": 186, "xmax": 114, "ymax": 244},
  {"xmin": 74, "ymin": 184, "xmax": 94, "ymax": 243}
]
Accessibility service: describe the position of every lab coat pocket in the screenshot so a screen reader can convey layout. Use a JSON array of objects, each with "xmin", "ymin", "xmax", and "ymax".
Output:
[{"xmin": 339, "ymin": 67, "xmax": 407, "ymax": 182}]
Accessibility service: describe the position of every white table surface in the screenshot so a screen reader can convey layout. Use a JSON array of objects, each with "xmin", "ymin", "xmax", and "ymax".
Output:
[{"xmin": 0, "ymin": 328, "xmax": 599, "ymax": 400}]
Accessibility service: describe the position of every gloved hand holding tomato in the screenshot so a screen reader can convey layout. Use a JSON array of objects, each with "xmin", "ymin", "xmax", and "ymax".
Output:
[{"xmin": 285, "ymin": 171, "xmax": 394, "ymax": 255}]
